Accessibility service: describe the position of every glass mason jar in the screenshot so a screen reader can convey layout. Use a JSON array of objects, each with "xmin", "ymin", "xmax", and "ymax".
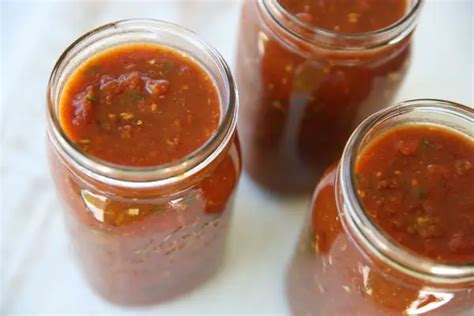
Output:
[
  {"xmin": 46, "ymin": 19, "xmax": 241, "ymax": 305},
  {"xmin": 287, "ymin": 99, "xmax": 474, "ymax": 315},
  {"xmin": 235, "ymin": 0, "xmax": 423, "ymax": 195}
]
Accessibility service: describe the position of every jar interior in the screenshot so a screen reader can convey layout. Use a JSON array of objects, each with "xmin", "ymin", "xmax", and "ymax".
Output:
[
  {"xmin": 52, "ymin": 20, "xmax": 231, "ymax": 135},
  {"xmin": 339, "ymin": 99, "xmax": 474, "ymax": 284},
  {"xmin": 262, "ymin": 0, "xmax": 423, "ymax": 50},
  {"xmin": 354, "ymin": 101, "xmax": 474, "ymax": 158},
  {"xmin": 47, "ymin": 19, "xmax": 237, "ymax": 185}
]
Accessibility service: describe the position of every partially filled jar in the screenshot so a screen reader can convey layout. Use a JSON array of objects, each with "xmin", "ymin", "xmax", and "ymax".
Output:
[
  {"xmin": 47, "ymin": 19, "xmax": 241, "ymax": 305},
  {"xmin": 287, "ymin": 99, "xmax": 474, "ymax": 315},
  {"xmin": 236, "ymin": 0, "xmax": 422, "ymax": 195}
]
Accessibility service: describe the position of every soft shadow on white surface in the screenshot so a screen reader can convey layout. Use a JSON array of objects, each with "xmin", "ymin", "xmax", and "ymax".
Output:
[{"xmin": 0, "ymin": 0, "xmax": 473, "ymax": 314}]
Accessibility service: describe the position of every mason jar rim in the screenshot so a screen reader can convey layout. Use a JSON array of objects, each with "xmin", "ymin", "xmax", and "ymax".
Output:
[
  {"xmin": 260, "ymin": 0, "xmax": 423, "ymax": 51},
  {"xmin": 338, "ymin": 99, "xmax": 474, "ymax": 285},
  {"xmin": 46, "ymin": 19, "xmax": 238, "ymax": 188}
]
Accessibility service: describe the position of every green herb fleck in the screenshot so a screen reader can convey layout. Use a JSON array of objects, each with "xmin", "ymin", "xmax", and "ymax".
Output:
[
  {"xmin": 86, "ymin": 94, "xmax": 97, "ymax": 103},
  {"xmin": 181, "ymin": 195, "xmax": 199, "ymax": 207},
  {"xmin": 152, "ymin": 204, "xmax": 168, "ymax": 213},
  {"xmin": 421, "ymin": 138, "xmax": 431, "ymax": 151},
  {"xmin": 161, "ymin": 62, "xmax": 174, "ymax": 73},
  {"xmin": 128, "ymin": 90, "xmax": 145, "ymax": 102},
  {"xmin": 83, "ymin": 64, "xmax": 101, "ymax": 77},
  {"xmin": 354, "ymin": 173, "xmax": 361, "ymax": 185},
  {"xmin": 414, "ymin": 185, "xmax": 426, "ymax": 200}
]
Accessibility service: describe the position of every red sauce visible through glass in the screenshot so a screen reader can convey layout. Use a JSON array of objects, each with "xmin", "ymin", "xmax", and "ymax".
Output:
[
  {"xmin": 236, "ymin": 0, "xmax": 413, "ymax": 195},
  {"xmin": 51, "ymin": 42, "xmax": 241, "ymax": 305}
]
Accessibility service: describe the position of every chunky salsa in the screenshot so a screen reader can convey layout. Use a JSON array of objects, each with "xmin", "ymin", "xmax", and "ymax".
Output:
[
  {"xmin": 236, "ymin": 0, "xmax": 415, "ymax": 194},
  {"xmin": 355, "ymin": 125, "xmax": 474, "ymax": 264},
  {"xmin": 49, "ymin": 39, "xmax": 241, "ymax": 305},
  {"xmin": 287, "ymin": 121, "xmax": 474, "ymax": 315},
  {"xmin": 60, "ymin": 43, "xmax": 220, "ymax": 166},
  {"xmin": 278, "ymin": 0, "xmax": 407, "ymax": 32}
]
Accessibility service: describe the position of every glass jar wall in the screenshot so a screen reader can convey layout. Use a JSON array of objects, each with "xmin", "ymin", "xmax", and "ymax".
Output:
[
  {"xmin": 287, "ymin": 100, "xmax": 474, "ymax": 315},
  {"xmin": 235, "ymin": 0, "xmax": 422, "ymax": 195},
  {"xmin": 47, "ymin": 19, "xmax": 241, "ymax": 305}
]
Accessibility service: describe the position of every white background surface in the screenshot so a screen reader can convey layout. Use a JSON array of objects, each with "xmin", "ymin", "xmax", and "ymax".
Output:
[{"xmin": 0, "ymin": 0, "xmax": 473, "ymax": 315}]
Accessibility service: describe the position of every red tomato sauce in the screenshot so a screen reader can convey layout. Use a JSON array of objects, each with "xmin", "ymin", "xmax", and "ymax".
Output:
[
  {"xmin": 287, "ymin": 124, "xmax": 474, "ymax": 314},
  {"xmin": 50, "ymin": 41, "xmax": 241, "ymax": 305},
  {"xmin": 278, "ymin": 0, "xmax": 407, "ymax": 33},
  {"xmin": 355, "ymin": 125, "xmax": 474, "ymax": 264},
  {"xmin": 60, "ymin": 43, "xmax": 220, "ymax": 166},
  {"xmin": 236, "ymin": 0, "xmax": 414, "ymax": 194}
]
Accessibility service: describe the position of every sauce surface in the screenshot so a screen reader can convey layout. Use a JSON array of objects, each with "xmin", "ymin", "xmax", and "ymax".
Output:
[
  {"xmin": 60, "ymin": 43, "xmax": 220, "ymax": 166},
  {"xmin": 279, "ymin": 0, "xmax": 407, "ymax": 33},
  {"xmin": 355, "ymin": 125, "xmax": 474, "ymax": 264}
]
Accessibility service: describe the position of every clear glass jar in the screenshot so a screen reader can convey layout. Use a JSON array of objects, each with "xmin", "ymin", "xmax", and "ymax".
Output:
[
  {"xmin": 46, "ymin": 19, "xmax": 241, "ymax": 305},
  {"xmin": 287, "ymin": 99, "xmax": 474, "ymax": 315},
  {"xmin": 235, "ymin": 0, "xmax": 423, "ymax": 195}
]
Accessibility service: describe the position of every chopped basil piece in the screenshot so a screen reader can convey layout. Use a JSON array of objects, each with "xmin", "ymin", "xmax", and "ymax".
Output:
[
  {"xmin": 128, "ymin": 90, "xmax": 145, "ymax": 102},
  {"xmin": 414, "ymin": 185, "xmax": 426, "ymax": 200}
]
